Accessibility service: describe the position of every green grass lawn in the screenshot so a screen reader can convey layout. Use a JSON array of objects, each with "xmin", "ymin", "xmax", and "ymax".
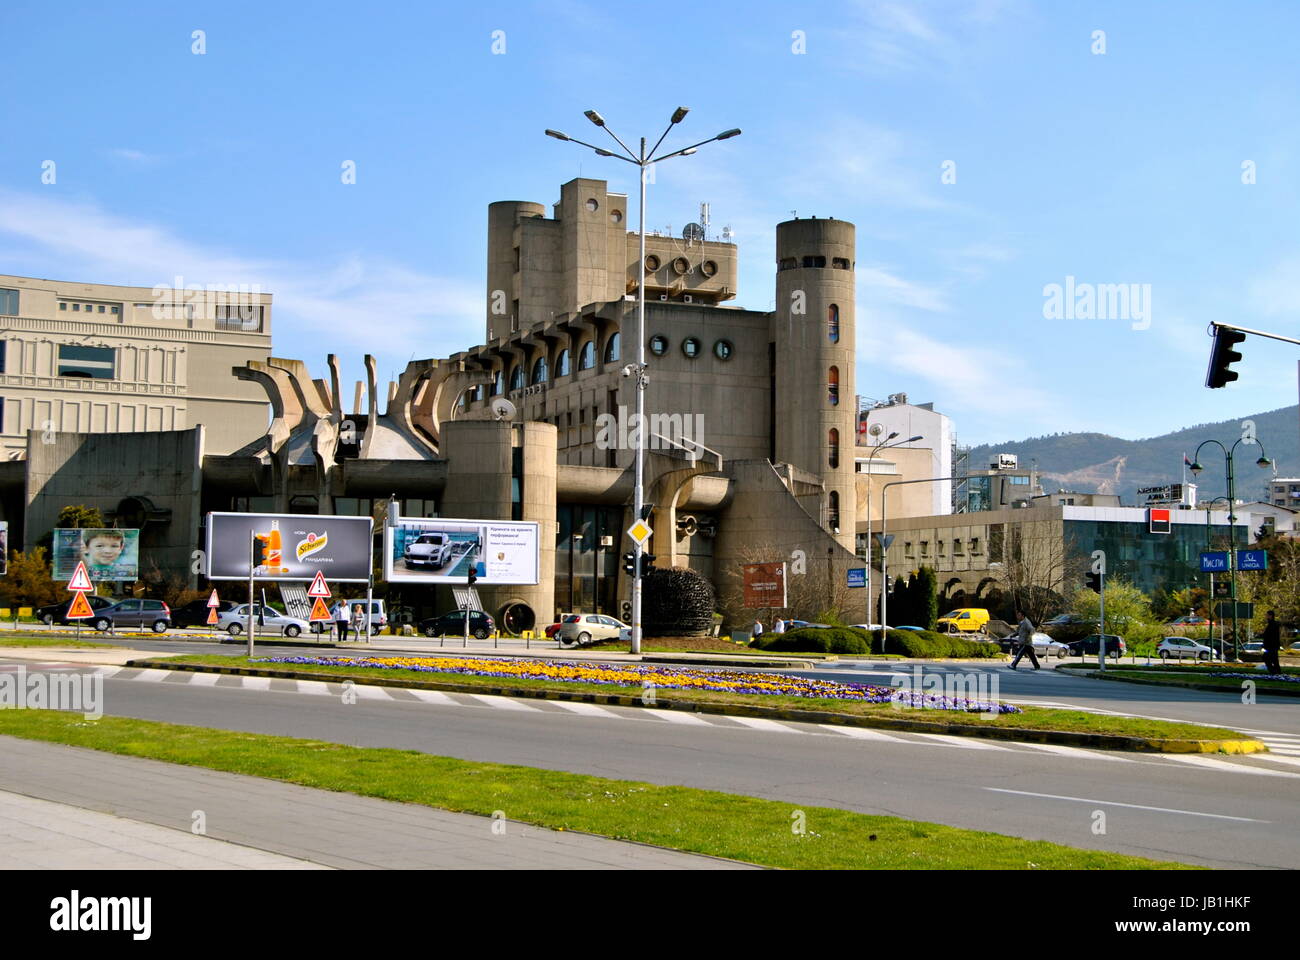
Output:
[
  {"xmin": 145, "ymin": 653, "xmax": 1252, "ymax": 743},
  {"xmin": 0, "ymin": 710, "xmax": 1192, "ymax": 870},
  {"xmin": 0, "ymin": 636, "xmax": 113, "ymax": 648}
]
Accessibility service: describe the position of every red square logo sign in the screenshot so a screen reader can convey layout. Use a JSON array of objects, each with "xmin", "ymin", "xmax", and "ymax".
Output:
[{"xmin": 1149, "ymin": 508, "xmax": 1172, "ymax": 534}]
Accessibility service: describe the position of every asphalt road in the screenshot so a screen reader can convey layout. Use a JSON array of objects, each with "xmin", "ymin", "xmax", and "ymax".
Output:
[{"xmin": 7, "ymin": 657, "xmax": 1298, "ymax": 869}]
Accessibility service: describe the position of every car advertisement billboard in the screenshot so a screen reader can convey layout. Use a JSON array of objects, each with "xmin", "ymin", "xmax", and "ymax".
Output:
[
  {"xmin": 384, "ymin": 517, "xmax": 539, "ymax": 585},
  {"xmin": 206, "ymin": 512, "xmax": 373, "ymax": 582},
  {"xmin": 52, "ymin": 528, "xmax": 141, "ymax": 581}
]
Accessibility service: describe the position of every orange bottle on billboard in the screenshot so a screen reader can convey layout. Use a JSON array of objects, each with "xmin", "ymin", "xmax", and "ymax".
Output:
[{"xmin": 268, "ymin": 519, "xmax": 283, "ymax": 573}]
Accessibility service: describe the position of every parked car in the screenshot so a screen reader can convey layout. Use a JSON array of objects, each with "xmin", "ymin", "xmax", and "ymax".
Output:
[
  {"xmin": 559, "ymin": 614, "xmax": 628, "ymax": 645},
  {"xmin": 1157, "ymin": 636, "xmax": 1213, "ymax": 661},
  {"xmin": 403, "ymin": 533, "xmax": 453, "ymax": 569},
  {"xmin": 997, "ymin": 631, "xmax": 1069, "ymax": 657},
  {"xmin": 418, "ymin": 610, "xmax": 495, "ymax": 639},
  {"xmin": 1170, "ymin": 615, "xmax": 1210, "ymax": 626},
  {"xmin": 1040, "ymin": 613, "xmax": 1098, "ymax": 645},
  {"xmin": 1288, "ymin": 641, "xmax": 1300, "ymax": 652},
  {"xmin": 91, "ymin": 598, "xmax": 172, "ymax": 633},
  {"xmin": 544, "ymin": 621, "xmax": 564, "ymax": 640},
  {"xmin": 936, "ymin": 608, "xmax": 990, "ymax": 633},
  {"xmin": 217, "ymin": 604, "xmax": 309, "ymax": 638},
  {"xmin": 37, "ymin": 594, "xmax": 114, "ymax": 626},
  {"xmin": 170, "ymin": 598, "xmax": 238, "ymax": 628},
  {"xmin": 1068, "ymin": 634, "xmax": 1126, "ymax": 659}
]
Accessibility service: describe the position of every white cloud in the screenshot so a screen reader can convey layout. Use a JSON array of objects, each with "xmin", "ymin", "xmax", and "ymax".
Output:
[{"xmin": 0, "ymin": 190, "xmax": 481, "ymax": 388}]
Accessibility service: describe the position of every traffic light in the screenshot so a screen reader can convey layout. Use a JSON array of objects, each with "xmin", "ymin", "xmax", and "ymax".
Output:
[
  {"xmin": 467, "ymin": 565, "xmax": 477, "ymax": 586},
  {"xmin": 623, "ymin": 552, "xmax": 655, "ymax": 577},
  {"xmin": 1205, "ymin": 325, "xmax": 1246, "ymax": 389},
  {"xmin": 1085, "ymin": 570, "xmax": 1102, "ymax": 592}
]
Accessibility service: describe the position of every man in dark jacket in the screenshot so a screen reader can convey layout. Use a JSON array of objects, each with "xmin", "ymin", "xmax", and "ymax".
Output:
[
  {"xmin": 1008, "ymin": 610, "xmax": 1040, "ymax": 670},
  {"xmin": 1261, "ymin": 609, "xmax": 1283, "ymax": 676}
]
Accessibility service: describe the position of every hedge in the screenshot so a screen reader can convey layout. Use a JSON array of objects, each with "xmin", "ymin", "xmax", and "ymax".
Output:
[{"xmin": 753, "ymin": 627, "xmax": 1002, "ymax": 658}]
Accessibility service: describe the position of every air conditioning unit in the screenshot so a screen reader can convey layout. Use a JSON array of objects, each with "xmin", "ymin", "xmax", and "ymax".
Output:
[
  {"xmin": 659, "ymin": 294, "xmax": 670, "ymax": 301},
  {"xmin": 682, "ymin": 294, "xmax": 694, "ymax": 303}
]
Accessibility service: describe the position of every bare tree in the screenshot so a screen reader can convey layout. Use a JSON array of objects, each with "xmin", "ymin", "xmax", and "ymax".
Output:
[
  {"xmin": 717, "ymin": 539, "xmax": 860, "ymax": 629},
  {"xmin": 992, "ymin": 521, "xmax": 1086, "ymax": 625}
]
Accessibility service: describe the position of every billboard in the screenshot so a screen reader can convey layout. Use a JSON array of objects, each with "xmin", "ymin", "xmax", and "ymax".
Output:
[
  {"xmin": 52, "ymin": 528, "xmax": 140, "ymax": 581},
  {"xmin": 742, "ymin": 562, "xmax": 787, "ymax": 608},
  {"xmin": 384, "ymin": 517, "xmax": 539, "ymax": 585},
  {"xmin": 206, "ymin": 512, "xmax": 373, "ymax": 582}
]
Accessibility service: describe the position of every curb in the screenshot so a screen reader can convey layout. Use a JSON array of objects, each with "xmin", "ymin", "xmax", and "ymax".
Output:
[
  {"xmin": 1070, "ymin": 668, "xmax": 1300, "ymax": 698},
  {"xmin": 127, "ymin": 658, "xmax": 1266, "ymax": 755}
]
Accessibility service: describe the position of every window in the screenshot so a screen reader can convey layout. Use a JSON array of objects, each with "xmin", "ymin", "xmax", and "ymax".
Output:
[
  {"xmin": 531, "ymin": 356, "xmax": 548, "ymax": 384},
  {"xmin": 57, "ymin": 344, "xmax": 114, "ymax": 379},
  {"xmin": 828, "ymin": 491, "xmax": 840, "ymax": 531},
  {"xmin": 509, "ymin": 365, "xmax": 524, "ymax": 392},
  {"xmin": 578, "ymin": 340, "xmax": 595, "ymax": 370},
  {"xmin": 938, "ymin": 540, "xmax": 946, "ymax": 557},
  {"xmin": 921, "ymin": 541, "xmax": 929, "ymax": 558},
  {"xmin": 778, "ymin": 257, "xmax": 797, "ymax": 271},
  {"xmin": 216, "ymin": 304, "xmax": 263, "ymax": 332},
  {"xmin": 954, "ymin": 539, "xmax": 964, "ymax": 555},
  {"xmin": 0, "ymin": 289, "xmax": 17, "ymax": 315},
  {"xmin": 604, "ymin": 333, "xmax": 620, "ymax": 364},
  {"xmin": 802, "ymin": 255, "xmax": 826, "ymax": 268},
  {"xmin": 644, "ymin": 254, "xmax": 661, "ymax": 273},
  {"xmin": 682, "ymin": 337, "xmax": 700, "ymax": 358},
  {"xmin": 714, "ymin": 339, "xmax": 733, "ymax": 360},
  {"xmin": 970, "ymin": 537, "xmax": 981, "ymax": 554},
  {"xmin": 648, "ymin": 335, "xmax": 668, "ymax": 356},
  {"xmin": 492, "ymin": 370, "xmax": 504, "ymax": 396},
  {"xmin": 832, "ymin": 257, "xmax": 851, "ymax": 270},
  {"xmin": 905, "ymin": 541, "xmax": 914, "ymax": 558},
  {"xmin": 828, "ymin": 428, "xmax": 839, "ymax": 468},
  {"xmin": 555, "ymin": 349, "xmax": 571, "ymax": 377},
  {"xmin": 59, "ymin": 302, "xmax": 67, "ymax": 311},
  {"xmin": 828, "ymin": 366, "xmax": 839, "ymax": 405},
  {"xmin": 828, "ymin": 304, "xmax": 840, "ymax": 343},
  {"xmin": 0, "ymin": 340, "xmax": 4, "ymax": 373}
]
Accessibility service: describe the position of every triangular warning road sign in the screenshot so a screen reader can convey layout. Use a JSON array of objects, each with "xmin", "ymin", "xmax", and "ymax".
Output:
[
  {"xmin": 206, "ymin": 606, "xmax": 219, "ymax": 625},
  {"xmin": 207, "ymin": 589, "xmax": 220, "ymax": 608},
  {"xmin": 309, "ymin": 597, "xmax": 333, "ymax": 622},
  {"xmin": 66, "ymin": 561, "xmax": 93, "ymax": 592},
  {"xmin": 66, "ymin": 592, "xmax": 95, "ymax": 619},
  {"xmin": 307, "ymin": 571, "xmax": 331, "ymax": 598}
]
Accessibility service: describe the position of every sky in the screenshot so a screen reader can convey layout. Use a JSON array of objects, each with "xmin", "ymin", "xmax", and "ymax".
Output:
[{"xmin": 2, "ymin": 0, "xmax": 1299, "ymax": 447}]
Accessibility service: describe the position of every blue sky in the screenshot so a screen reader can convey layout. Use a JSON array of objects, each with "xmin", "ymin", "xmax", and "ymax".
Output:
[{"xmin": 3, "ymin": 0, "xmax": 1298, "ymax": 447}]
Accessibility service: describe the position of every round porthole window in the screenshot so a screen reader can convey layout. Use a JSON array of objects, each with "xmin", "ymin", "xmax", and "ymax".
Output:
[
  {"xmin": 644, "ymin": 254, "xmax": 661, "ymax": 273},
  {"xmin": 713, "ymin": 339, "xmax": 733, "ymax": 360},
  {"xmin": 671, "ymin": 256, "xmax": 690, "ymax": 276},
  {"xmin": 649, "ymin": 335, "xmax": 669, "ymax": 356},
  {"xmin": 701, "ymin": 260, "xmax": 718, "ymax": 277},
  {"xmin": 610, "ymin": 210, "xmax": 623, "ymax": 224},
  {"xmin": 585, "ymin": 198, "xmax": 599, "ymax": 213},
  {"xmin": 682, "ymin": 337, "xmax": 701, "ymax": 359}
]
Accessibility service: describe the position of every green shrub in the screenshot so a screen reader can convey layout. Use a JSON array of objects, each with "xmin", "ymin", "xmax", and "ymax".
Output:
[
  {"xmin": 754, "ymin": 627, "xmax": 1001, "ymax": 658},
  {"xmin": 873, "ymin": 629, "xmax": 1002, "ymax": 659},
  {"xmin": 753, "ymin": 627, "xmax": 869, "ymax": 655}
]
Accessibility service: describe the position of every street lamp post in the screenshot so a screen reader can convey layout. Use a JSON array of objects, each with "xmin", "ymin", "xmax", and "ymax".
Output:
[
  {"xmin": 862, "ymin": 428, "xmax": 923, "ymax": 627},
  {"xmin": 879, "ymin": 473, "xmax": 964, "ymax": 644},
  {"xmin": 546, "ymin": 110, "xmax": 740, "ymax": 654},
  {"xmin": 1200, "ymin": 495, "xmax": 1230, "ymax": 651},
  {"xmin": 1189, "ymin": 439, "xmax": 1273, "ymax": 661}
]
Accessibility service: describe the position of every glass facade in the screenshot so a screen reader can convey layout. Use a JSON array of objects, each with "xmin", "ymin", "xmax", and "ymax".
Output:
[
  {"xmin": 554, "ymin": 503, "xmax": 622, "ymax": 619},
  {"xmin": 1064, "ymin": 518, "xmax": 1247, "ymax": 594}
]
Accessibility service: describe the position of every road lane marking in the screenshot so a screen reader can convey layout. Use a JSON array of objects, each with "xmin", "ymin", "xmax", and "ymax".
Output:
[
  {"xmin": 350, "ymin": 683, "xmax": 396, "ymax": 700},
  {"xmin": 648, "ymin": 710, "xmax": 713, "ymax": 725},
  {"xmin": 132, "ymin": 669, "xmax": 171, "ymax": 682},
  {"xmin": 404, "ymin": 689, "xmax": 458, "ymax": 705},
  {"xmin": 819, "ymin": 725, "xmax": 907, "ymax": 742},
  {"xmin": 725, "ymin": 716, "xmax": 804, "ymax": 734},
  {"xmin": 241, "ymin": 676, "xmax": 271, "ymax": 691},
  {"xmin": 920, "ymin": 733, "xmax": 1013, "ymax": 751},
  {"xmin": 467, "ymin": 693, "xmax": 541, "ymax": 711},
  {"xmin": 984, "ymin": 788, "xmax": 1268, "ymax": 822},
  {"xmin": 294, "ymin": 680, "xmax": 334, "ymax": 695},
  {"xmin": 547, "ymin": 701, "xmax": 622, "ymax": 719},
  {"xmin": 188, "ymin": 672, "xmax": 221, "ymax": 687},
  {"xmin": 1157, "ymin": 755, "xmax": 1300, "ymax": 779},
  {"xmin": 1011, "ymin": 742, "xmax": 1136, "ymax": 762}
]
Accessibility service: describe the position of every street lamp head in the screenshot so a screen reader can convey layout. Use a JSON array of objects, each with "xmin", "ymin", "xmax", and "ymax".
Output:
[
  {"xmin": 907, "ymin": 435, "xmax": 924, "ymax": 443},
  {"xmin": 717, "ymin": 128, "xmax": 742, "ymax": 140},
  {"xmin": 594, "ymin": 148, "xmax": 615, "ymax": 157},
  {"xmin": 584, "ymin": 110, "xmax": 606, "ymax": 127},
  {"xmin": 670, "ymin": 106, "xmax": 690, "ymax": 124},
  {"xmin": 545, "ymin": 129, "xmax": 570, "ymax": 141},
  {"xmin": 886, "ymin": 431, "xmax": 899, "ymax": 441},
  {"xmin": 679, "ymin": 147, "xmax": 698, "ymax": 156},
  {"xmin": 1189, "ymin": 461, "xmax": 1204, "ymax": 476},
  {"xmin": 1256, "ymin": 455, "xmax": 1273, "ymax": 469}
]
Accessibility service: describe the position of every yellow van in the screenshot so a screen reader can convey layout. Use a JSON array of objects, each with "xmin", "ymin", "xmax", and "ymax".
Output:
[{"xmin": 936, "ymin": 608, "xmax": 991, "ymax": 634}]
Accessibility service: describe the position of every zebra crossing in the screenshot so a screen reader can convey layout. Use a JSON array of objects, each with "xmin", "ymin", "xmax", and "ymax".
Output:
[{"xmin": 5, "ymin": 661, "xmax": 1300, "ymax": 776}]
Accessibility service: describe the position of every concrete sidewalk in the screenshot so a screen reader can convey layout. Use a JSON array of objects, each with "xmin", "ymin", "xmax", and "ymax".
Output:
[{"xmin": 0, "ymin": 736, "xmax": 753, "ymax": 870}]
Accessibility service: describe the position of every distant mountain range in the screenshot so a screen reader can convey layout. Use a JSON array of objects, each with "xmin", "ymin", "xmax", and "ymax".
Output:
[{"xmin": 967, "ymin": 406, "xmax": 1300, "ymax": 506}]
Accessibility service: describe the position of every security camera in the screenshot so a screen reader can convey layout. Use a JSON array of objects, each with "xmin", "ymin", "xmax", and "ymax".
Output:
[{"xmin": 622, "ymin": 364, "xmax": 637, "ymax": 378}]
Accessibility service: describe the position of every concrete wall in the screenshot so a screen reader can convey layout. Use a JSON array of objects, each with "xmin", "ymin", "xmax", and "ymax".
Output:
[{"xmin": 23, "ymin": 426, "xmax": 205, "ymax": 585}]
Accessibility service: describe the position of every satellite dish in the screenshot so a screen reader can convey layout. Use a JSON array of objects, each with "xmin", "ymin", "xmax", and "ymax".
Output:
[
  {"xmin": 868, "ymin": 422, "xmax": 885, "ymax": 438},
  {"xmin": 682, "ymin": 222, "xmax": 705, "ymax": 242},
  {"xmin": 490, "ymin": 397, "xmax": 517, "ymax": 421}
]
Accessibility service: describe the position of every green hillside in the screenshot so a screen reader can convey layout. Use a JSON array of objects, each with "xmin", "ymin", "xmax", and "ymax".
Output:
[{"xmin": 968, "ymin": 406, "xmax": 1299, "ymax": 504}]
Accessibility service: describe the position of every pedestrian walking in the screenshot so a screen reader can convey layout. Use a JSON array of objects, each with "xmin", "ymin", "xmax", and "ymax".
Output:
[
  {"xmin": 352, "ymin": 603, "xmax": 369, "ymax": 642},
  {"xmin": 1262, "ymin": 609, "xmax": 1283, "ymax": 676},
  {"xmin": 773, "ymin": 617, "xmax": 786, "ymax": 634},
  {"xmin": 333, "ymin": 600, "xmax": 350, "ymax": 642},
  {"xmin": 1008, "ymin": 609, "xmax": 1040, "ymax": 670},
  {"xmin": 751, "ymin": 619, "xmax": 764, "ymax": 641}
]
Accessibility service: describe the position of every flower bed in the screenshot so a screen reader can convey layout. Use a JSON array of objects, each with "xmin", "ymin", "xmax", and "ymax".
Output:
[
  {"xmin": 1209, "ymin": 671, "xmax": 1300, "ymax": 684},
  {"xmin": 252, "ymin": 654, "xmax": 1022, "ymax": 713}
]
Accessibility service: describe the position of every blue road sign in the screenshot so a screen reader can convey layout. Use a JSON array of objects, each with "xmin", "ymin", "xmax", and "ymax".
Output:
[
  {"xmin": 1199, "ymin": 551, "xmax": 1229, "ymax": 572},
  {"xmin": 847, "ymin": 568, "xmax": 866, "ymax": 588},
  {"xmin": 1238, "ymin": 549, "xmax": 1268, "ymax": 571}
]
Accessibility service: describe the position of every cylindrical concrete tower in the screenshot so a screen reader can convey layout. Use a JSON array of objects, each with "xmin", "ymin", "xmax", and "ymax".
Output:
[
  {"xmin": 774, "ymin": 217, "xmax": 857, "ymax": 551},
  {"xmin": 486, "ymin": 201, "xmax": 545, "ymax": 342}
]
